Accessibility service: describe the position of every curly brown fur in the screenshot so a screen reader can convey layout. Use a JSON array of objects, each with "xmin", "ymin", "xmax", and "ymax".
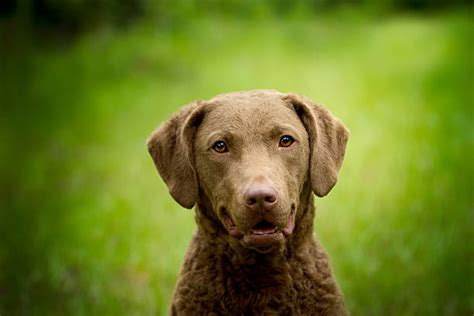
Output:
[{"xmin": 147, "ymin": 90, "xmax": 349, "ymax": 315}]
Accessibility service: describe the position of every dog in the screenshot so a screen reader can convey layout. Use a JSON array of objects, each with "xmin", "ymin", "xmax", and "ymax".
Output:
[{"xmin": 147, "ymin": 90, "xmax": 349, "ymax": 315}]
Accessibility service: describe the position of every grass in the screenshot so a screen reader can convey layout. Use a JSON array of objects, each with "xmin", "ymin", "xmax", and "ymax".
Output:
[{"xmin": 1, "ymin": 9, "xmax": 473, "ymax": 315}]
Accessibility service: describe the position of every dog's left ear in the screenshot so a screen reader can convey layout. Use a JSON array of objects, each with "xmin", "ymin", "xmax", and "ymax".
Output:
[{"xmin": 284, "ymin": 94, "xmax": 349, "ymax": 197}]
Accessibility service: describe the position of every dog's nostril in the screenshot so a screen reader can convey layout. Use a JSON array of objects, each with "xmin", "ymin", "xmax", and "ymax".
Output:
[
  {"xmin": 265, "ymin": 195, "xmax": 276, "ymax": 203},
  {"xmin": 247, "ymin": 197, "xmax": 257, "ymax": 205}
]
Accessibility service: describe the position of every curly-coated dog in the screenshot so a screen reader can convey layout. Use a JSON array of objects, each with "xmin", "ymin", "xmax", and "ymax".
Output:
[{"xmin": 147, "ymin": 90, "xmax": 349, "ymax": 315}]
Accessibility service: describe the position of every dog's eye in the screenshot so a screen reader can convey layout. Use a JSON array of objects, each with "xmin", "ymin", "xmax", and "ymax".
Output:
[
  {"xmin": 212, "ymin": 140, "xmax": 228, "ymax": 153},
  {"xmin": 279, "ymin": 135, "xmax": 295, "ymax": 148}
]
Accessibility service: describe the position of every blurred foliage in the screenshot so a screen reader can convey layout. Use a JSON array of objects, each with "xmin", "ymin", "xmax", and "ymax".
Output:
[
  {"xmin": 1, "ymin": 1, "xmax": 473, "ymax": 316},
  {"xmin": 1, "ymin": 0, "xmax": 472, "ymax": 38}
]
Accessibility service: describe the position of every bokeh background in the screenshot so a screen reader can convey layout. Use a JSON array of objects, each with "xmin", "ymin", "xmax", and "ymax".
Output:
[{"xmin": 1, "ymin": 0, "xmax": 473, "ymax": 315}]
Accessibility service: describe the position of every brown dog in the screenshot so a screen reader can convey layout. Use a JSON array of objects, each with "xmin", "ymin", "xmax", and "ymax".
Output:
[{"xmin": 148, "ymin": 90, "xmax": 349, "ymax": 315}]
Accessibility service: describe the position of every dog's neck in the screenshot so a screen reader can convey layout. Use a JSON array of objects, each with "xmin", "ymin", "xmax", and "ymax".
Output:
[{"xmin": 193, "ymin": 182, "xmax": 316, "ymax": 263}]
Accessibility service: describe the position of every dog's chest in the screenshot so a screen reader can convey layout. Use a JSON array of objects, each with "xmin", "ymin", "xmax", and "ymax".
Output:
[{"xmin": 213, "ymin": 260, "xmax": 322, "ymax": 314}]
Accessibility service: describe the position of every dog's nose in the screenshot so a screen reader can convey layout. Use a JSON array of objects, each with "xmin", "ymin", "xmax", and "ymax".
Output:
[{"xmin": 244, "ymin": 186, "xmax": 278, "ymax": 211}]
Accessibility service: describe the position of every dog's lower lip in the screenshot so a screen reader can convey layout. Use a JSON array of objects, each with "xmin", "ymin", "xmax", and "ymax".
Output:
[{"xmin": 243, "ymin": 231, "xmax": 284, "ymax": 249}]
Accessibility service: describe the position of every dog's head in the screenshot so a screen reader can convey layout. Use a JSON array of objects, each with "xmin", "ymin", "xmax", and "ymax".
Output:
[{"xmin": 148, "ymin": 90, "xmax": 348, "ymax": 252}]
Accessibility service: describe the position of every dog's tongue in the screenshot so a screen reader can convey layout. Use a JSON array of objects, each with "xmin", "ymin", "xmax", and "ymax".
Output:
[{"xmin": 250, "ymin": 221, "xmax": 277, "ymax": 235}]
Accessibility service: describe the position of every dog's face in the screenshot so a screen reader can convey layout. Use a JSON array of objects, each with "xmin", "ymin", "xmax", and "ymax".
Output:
[
  {"xmin": 147, "ymin": 90, "xmax": 348, "ymax": 253},
  {"xmin": 194, "ymin": 97, "xmax": 310, "ymax": 250}
]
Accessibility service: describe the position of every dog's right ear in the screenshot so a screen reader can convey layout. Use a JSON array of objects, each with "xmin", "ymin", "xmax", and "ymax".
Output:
[{"xmin": 147, "ymin": 102, "xmax": 205, "ymax": 209}]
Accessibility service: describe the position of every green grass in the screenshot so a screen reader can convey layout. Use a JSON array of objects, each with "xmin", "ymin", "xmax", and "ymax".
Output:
[{"xmin": 1, "ymin": 9, "xmax": 473, "ymax": 315}]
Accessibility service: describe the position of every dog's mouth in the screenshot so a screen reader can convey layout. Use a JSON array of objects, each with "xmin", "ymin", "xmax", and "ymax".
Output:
[
  {"xmin": 221, "ymin": 206, "xmax": 296, "ymax": 250},
  {"xmin": 250, "ymin": 220, "xmax": 278, "ymax": 235}
]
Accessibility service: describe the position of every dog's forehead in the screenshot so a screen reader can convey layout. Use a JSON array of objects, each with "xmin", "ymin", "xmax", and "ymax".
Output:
[{"xmin": 201, "ymin": 96, "xmax": 302, "ymax": 133}]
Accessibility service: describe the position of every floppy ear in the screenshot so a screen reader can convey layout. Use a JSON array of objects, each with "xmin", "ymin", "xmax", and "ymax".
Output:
[
  {"xmin": 147, "ymin": 102, "xmax": 206, "ymax": 209},
  {"xmin": 284, "ymin": 94, "xmax": 349, "ymax": 197}
]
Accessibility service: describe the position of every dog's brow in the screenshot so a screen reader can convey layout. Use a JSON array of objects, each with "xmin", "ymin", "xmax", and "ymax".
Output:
[
  {"xmin": 269, "ymin": 124, "xmax": 300, "ymax": 138},
  {"xmin": 205, "ymin": 130, "xmax": 233, "ymax": 147}
]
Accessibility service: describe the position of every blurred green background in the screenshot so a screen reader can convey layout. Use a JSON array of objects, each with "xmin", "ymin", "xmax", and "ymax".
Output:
[{"xmin": 1, "ymin": 0, "xmax": 473, "ymax": 315}]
